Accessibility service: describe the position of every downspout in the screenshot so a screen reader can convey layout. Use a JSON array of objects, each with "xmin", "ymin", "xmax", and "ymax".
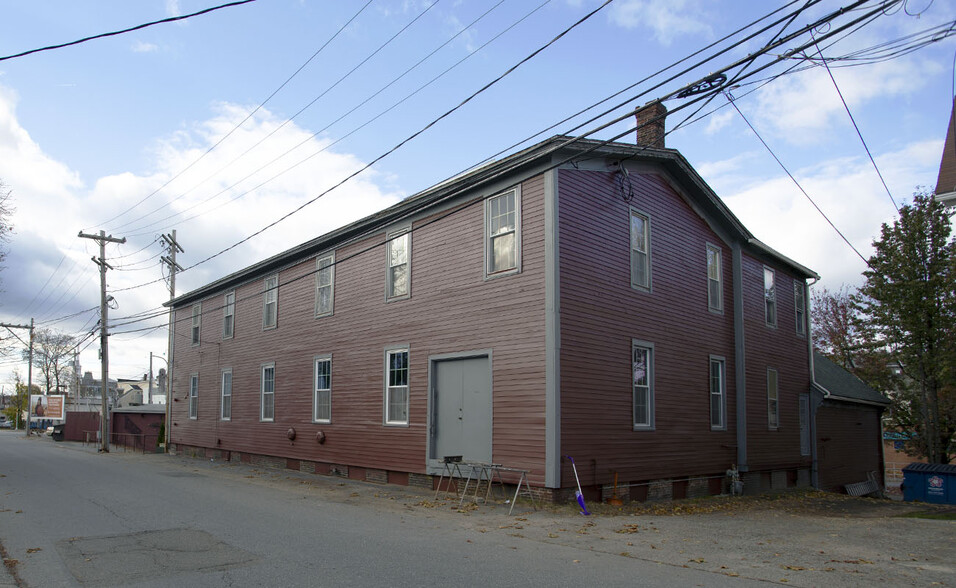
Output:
[
  {"xmin": 806, "ymin": 276, "xmax": 820, "ymax": 489},
  {"xmin": 732, "ymin": 242, "xmax": 747, "ymax": 473}
]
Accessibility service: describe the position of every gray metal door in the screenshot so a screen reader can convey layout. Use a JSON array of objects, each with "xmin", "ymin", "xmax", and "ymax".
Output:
[{"xmin": 434, "ymin": 357, "xmax": 492, "ymax": 463}]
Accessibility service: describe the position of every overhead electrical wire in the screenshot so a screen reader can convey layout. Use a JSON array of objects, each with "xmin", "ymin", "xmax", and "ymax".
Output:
[
  {"xmin": 724, "ymin": 92, "xmax": 869, "ymax": 265},
  {"xmin": 122, "ymin": 0, "xmax": 552, "ymax": 238},
  {"xmin": 31, "ymin": 0, "xmax": 908, "ymax": 341},
  {"xmin": 110, "ymin": 0, "xmax": 891, "ymax": 300},
  {"xmin": 811, "ymin": 29, "xmax": 899, "ymax": 213},
  {"xmin": 110, "ymin": 0, "xmax": 904, "ymax": 335},
  {"xmin": 110, "ymin": 0, "xmax": 617, "ymax": 292},
  {"xmin": 94, "ymin": 0, "xmax": 375, "ymax": 231},
  {"xmin": 0, "ymin": 0, "xmax": 258, "ymax": 63}
]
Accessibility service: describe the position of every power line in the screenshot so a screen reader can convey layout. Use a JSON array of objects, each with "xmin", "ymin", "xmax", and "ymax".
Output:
[
  {"xmin": 811, "ymin": 31, "xmax": 899, "ymax": 213},
  {"xmin": 0, "ymin": 0, "xmax": 258, "ymax": 62},
  {"xmin": 110, "ymin": 0, "xmax": 891, "ymax": 298},
  {"xmin": 111, "ymin": 0, "xmax": 616, "ymax": 289},
  {"xmin": 122, "ymin": 0, "xmax": 552, "ymax": 238},
  {"xmin": 724, "ymin": 92, "xmax": 870, "ymax": 266},
  {"xmin": 95, "ymin": 0, "xmax": 375, "ymax": 231}
]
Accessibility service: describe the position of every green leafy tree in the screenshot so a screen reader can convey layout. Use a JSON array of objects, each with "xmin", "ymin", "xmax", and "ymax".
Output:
[
  {"xmin": 2, "ymin": 374, "xmax": 40, "ymax": 429},
  {"xmin": 856, "ymin": 191, "xmax": 956, "ymax": 463}
]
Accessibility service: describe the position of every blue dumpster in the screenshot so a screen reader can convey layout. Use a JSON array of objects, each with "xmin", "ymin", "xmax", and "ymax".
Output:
[{"xmin": 902, "ymin": 462, "xmax": 956, "ymax": 504}]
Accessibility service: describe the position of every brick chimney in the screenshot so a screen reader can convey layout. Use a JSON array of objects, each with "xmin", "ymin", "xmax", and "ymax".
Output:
[{"xmin": 635, "ymin": 100, "xmax": 667, "ymax": 148}]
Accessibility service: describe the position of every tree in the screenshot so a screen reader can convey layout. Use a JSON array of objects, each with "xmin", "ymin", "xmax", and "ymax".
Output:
[
  {"xmin": 856, "ymin": 190, "xmax": 956, "ymax": 464},
  {"xmin": 0, "ymin": 180, "xmax": 12, "ymax": 283},
  {"xmin": 0, "ymin": 181, "xmax": 14, "ymax": 359},
  {"xmin": 24, "ymin": 329, "xmax": 76, "ymax": 394},
  {"xmin": 810, "ymin": 285, "xmax": 897, "ymax": 393},
  {"xmin": 2, "ymin": 373, "xmax": 40, "ymax": 429}
]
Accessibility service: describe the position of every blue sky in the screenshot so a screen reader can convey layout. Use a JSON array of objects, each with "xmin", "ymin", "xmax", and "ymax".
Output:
[{"xmin": 0, "ymin": 0, "xmax": 954, "ymax": 388}]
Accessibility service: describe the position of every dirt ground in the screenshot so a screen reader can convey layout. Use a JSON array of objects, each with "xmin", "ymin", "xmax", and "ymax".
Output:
[{"xmin": 193, "ymin": 454, "xmax": 955, "ymax": 588}]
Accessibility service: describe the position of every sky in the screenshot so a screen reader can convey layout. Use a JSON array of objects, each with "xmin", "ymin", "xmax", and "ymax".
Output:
[{"xmin": 0, "ymin": 0, "xmax": 953, "ymax": 391}]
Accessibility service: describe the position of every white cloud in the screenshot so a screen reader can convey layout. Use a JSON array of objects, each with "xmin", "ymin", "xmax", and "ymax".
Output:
[
  {"xmin": 132, "ymin": 41, "xmax": 159, "ymax": 53},
  {"xmin": 0, "ymin": 87, "xmax": 400, "ymax": 387},
  {"xmin": 165, "ymin": 0, "xmax": 181, "ymax": 18},
  {"xmin": 749, "ymin": 48, "xmax": 940, "ymax": 145},
  {"xmin": 717, "ymin": 138, "xmax": 943, "ymax": 291},
  {"xmin": 607, "ymin": 0, "xmax": 713, "ymax": 45}
]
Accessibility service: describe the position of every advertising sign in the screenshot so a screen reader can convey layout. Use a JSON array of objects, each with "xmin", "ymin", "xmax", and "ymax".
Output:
[{"xmin": 30, "ymin": 395, "xmax": 65, "ymax": 420}]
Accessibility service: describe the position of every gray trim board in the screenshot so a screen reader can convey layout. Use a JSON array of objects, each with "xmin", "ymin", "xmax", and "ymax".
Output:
[
  {"xmin": 733, "ymin": 242, "xmax": 748, "ymax": 471},
  {"xmin": 544, "ymin": 168, "xmax": 561, "ymax": 489}
]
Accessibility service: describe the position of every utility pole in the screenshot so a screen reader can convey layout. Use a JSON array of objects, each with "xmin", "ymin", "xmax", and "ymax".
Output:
[
  {"xmin": 161, "ymin": 230, "xmax": 183, "ymax": 450},
  {"xmin": 79, "ymin": 230, "xmax": 126, "ymax": 452},
  {"xmin": 2, "ymin": 320, "xmax": 34, "ymax": 436}
]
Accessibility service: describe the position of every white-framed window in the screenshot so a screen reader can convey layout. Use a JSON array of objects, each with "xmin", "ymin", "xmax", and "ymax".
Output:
[
  {"xmin": 632, "ymin": 340, "xmax": 654, "ymax": 430},
  {"xmin": 764, "ymin": 267, "xmax": 776, "ymax": 327},
  {"xmin": 706, "ymin": 244, "xmax": 722, "ymax": 312},
  {"xmin": 485, "ymin": 188, "xmax": 520, "ymax": 276},
  {"xmin": 630, "ymin": 210, "xmax": 651, "ymax": 290},
  {"xmin": 191, "ymin": 303, "xmax": 201, "ymax": 346},
  {"xmin": 221, "ymin": 369, "xmax": 232, "ymax": 421},
  {"xmin": 188, "ymin": 374, "xmax": 198, "ymax": 419},
  {"xmin": 315, "ymin": 254, "xmax": 334, "ymax": 318},
  {"xmin": 794, "ymin": 281, "xmax": 806, "ymax": 336},
  {"xmin": 709, "ymin": 356, "xmax": 726, "ymax": 430},
  {"xmin": 386, "ymin": 231, "xmax": 410, "ymax": 300},
  {"xmin": 767, "ymin": 367, "xmax": 779, "ymax": 429},
  {"xmin": 223, "ymin": 291, "xmax": 235, "ymax": 339},
  {"xmin": 799, "ymin": 393, "xmax": 810, "ymax": 456},
  {"xmin": 261, "ymin": 363, "xmax": 275, "ymax": 422},
  {"xmin": 263, "ymin": 274, "xmax": 278, "ymax": 329},
  {"xmin": 313, "ymin": 355, "xmax": 331, "ymax": 423},
  {"xmin": 385, "ymin": 348, "xmax": 409, "ymax": 425}
]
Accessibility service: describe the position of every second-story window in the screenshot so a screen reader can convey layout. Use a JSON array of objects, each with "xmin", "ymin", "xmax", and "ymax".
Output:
[
  {"xmin": 630, "ymin": 210, "xmax": 651, "ymax": 290},
  {"xmin": 386, "ymin": 231, "xmax": 410, "ymax": 300},
  {"xmin": 707, "ymin": 244, "xmax": 722, "ymax": 312},
  {"xmin": 263, "ymin": 274, "xmax": 278, "ymax": 329},
  {"xmin": 315, "ymin": 254, "xmax": 334, "ymax": 317},
  {"xmin": 223, "ymin": 292, "xmax": 235, "ymax": 339},
  {"xmin": 764, "ymin": 267, "xmax": 776, "ymax": 327},
  {"xmin": 486, "ymin": 189, "xmax": 520, "ymax": 276},
  {"xmin": 191, "ymin": 304, "xmax": 201, "ymax": 346}
]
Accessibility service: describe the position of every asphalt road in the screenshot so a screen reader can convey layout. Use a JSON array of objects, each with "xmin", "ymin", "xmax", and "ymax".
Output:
[
  {"xmin": 1, "ymin": 432, "xmax": 761, "ymax": 587},
  {"xmin": 1, "ymin": 431, "xmax": 953, "ymax": 587}
]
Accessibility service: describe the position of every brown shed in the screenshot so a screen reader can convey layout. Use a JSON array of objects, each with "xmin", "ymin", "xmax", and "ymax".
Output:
[{"xmin": 811, "ymin": 351, "xmax": 890, "ymax": 492}]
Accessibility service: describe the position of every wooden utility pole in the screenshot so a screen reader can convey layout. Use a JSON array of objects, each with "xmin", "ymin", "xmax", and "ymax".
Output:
[
  {"xmin": 161, "ymin": 231, "xmax": 183, "ymax": 450},
  {"xmin": 78, "ymin": 230, "xmax": 125, "ymax": 452},
  {"xmin": 1, "ymin": 320, "xmax": 34, "ymax": 436}
]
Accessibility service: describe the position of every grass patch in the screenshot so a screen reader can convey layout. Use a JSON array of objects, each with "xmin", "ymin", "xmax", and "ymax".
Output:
[{"xmin": 896, "ymin": 510, "xmax": 956, "ymax": 521}]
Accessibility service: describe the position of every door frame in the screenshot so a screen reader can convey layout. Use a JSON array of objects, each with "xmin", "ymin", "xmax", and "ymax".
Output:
[{"xmin": 426, "ymin": 349, "xmax": 493, "ymax": 475}]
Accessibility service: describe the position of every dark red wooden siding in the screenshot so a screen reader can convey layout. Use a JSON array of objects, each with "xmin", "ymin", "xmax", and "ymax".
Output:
[
  {"xmin": 171, "ymin": 177, "xmax": 549, "ymax": 484},
  {"xmin": 557, "ymin": 168, "xmax": 738, "ymax": 486},
  {"xmin": 740, "ymin": 253, "xmax": 812, "ymax": 473}
]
